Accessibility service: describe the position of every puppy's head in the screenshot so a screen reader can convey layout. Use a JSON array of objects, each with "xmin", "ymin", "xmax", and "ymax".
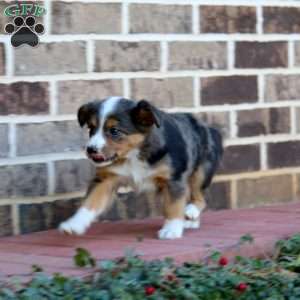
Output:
[{"xmin": 78, "ymin": 97, "xmax": 160, "ymax": 167}]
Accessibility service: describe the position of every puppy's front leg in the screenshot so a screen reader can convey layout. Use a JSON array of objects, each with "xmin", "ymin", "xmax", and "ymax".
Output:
[
  {"xmin": 59, "ymin": 175, "xmax": 117, "ymax": 235},
  {"xmin": 158, "ymin": 184, "xmax": 188, "ymax": 240}
]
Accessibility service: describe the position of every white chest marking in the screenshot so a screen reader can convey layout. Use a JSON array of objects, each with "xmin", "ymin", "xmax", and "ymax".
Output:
[{"xmin": 112, "ymin": 149, "xmax": 156, "ymax": 191}]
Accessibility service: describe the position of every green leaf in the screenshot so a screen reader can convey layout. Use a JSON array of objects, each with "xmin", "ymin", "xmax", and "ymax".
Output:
[
  {"xmin": 99, "ymin": 260, "xmax": 116, "ymax": 270},
  {"xmin": 32, "ymin": 264, "xmax": 43, "ymax": 272},
  {"xmin": 239, "ymin": 233, "xmax": 254, "ymax": 245},
  {"xmin": 210, "ymin": 251, "xmax": 221, "ymax": 262},
  {"xmin": 73, "ymin": 247, "xmax": 96, "ymax": 268}
]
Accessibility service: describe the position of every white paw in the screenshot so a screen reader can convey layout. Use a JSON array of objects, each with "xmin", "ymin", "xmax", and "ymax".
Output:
[
  {"xmin": 185, "ymin": 204, "xmax": 201, "ymax": 220},
  {"xmin": 158, "ymin": 219, "xmax": 184, "ymax": 239},
  {"xmin": 58, "ymin": 207, "xmax": 96, "ymax": 235},
  {"xmin": 184, "ymin": 219, "xmax": 200, "ymax": 229},
  {"xmin": 59, "ymin": 219, "xmax": 87, "ymax": 235}
]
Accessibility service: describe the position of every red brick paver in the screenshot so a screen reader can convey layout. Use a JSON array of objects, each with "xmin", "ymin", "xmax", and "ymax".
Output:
[{"xmin": 1, "ymin": 202, "xmax": 300, "ymax": 280}]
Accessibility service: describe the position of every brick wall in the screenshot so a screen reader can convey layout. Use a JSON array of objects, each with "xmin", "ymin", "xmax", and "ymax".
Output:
[{"xmin": 1, "ymin": 0, "xmax": 300, "ymax": 235}]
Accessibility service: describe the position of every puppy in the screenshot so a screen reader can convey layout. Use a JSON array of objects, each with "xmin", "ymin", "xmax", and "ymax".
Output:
[{"xmin": 59, "ymin": 97, "xmax": 223, "ymax": 239}]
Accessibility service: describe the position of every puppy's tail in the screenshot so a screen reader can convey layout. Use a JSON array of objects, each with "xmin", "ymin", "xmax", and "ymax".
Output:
[{"xmin": 201, "ymin": 127, "xmax": 224, "ymax": 190}]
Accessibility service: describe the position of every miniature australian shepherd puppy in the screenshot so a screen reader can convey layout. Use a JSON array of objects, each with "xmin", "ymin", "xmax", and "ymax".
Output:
[{"xmin": 59, "ymin": 97, "xmax": 223, "ymax": 239}]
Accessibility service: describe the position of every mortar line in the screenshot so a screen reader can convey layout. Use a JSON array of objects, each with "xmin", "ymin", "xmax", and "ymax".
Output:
[
  {"xmin": 44, "ymin": 0, "xmax": 51, "ymax": 35},
  {"xmin": 260, "ymin": 142, "xmax": 267, "ymax": 170},
  {"xmin": 292, "ymin": 173, "xmax": 298, "ymax": 201},
  {"xmin": 123, "ymin": 77, "xmax": 130, "ymax": 98},
  {"xmin": 230, "ymin": 180, "xmax": 238, "ymax": 209},
  {"xmin": 11, "ymin": 204, "xmax": 20, "ymax": 235},
  {"xmin": 8, "ymin": 123, "xmax": 16, "ymax": 158},
  {"xmin": 3, "ymin": 68, "xmax": 300, "ymax": 82},
  {"xmin": 122, "ymin": 1, "xmax": 129, "ymax": 34},
  {"xmin": 193, "ymin": 77, "xmax": 200, "ymax": 108},
  {"xmin": 215, "ymin": 167, "xmax": 300, "ymax": 182},
  {"xmin": 227, "ymin": 40, "xmax": 235, "ymax": 70},
  {"xmin": 230, "ymin": 110, "xmax": 238, "ymax": 138},
  {"xmin": 86, "ymin": 40, "xmax": 95, "ymax": 73},
  {"xmin": 160, "ymin": 41, "xmax": 168, "ymax": 72},
  {"xmin": 192, "ymin": 4, "xmax": 200, "ymax": 34},
  {"xmin": 0, "ymin": 191, "xmax": 86, "ymax": 206},
  {"xmin": 291, "ymin": 106, "xmax": 297, "ymax": 135},
  {"xmin": 5, "ymin": 38, "xmax": 13, "ymax": 78},
  {"xmin": 35, "ymin": 33, "xmax": 300, "ymax": 43},
  {"xmin": 288, "ymin": 40, "xmax": 295, "ymax": 68},
  {"xmin": 49, "ymin": 80, "xmax": 58, "ymax": 115},
  {"xmin": 2, "ymin": 101, "xmax": 300, "ymax": 124},
  {"xmin": 47, "ymin": 161, "xmax": 56, "ymax": 195},
  {"xmin": 258, "ymin": 73, "xmax": 265, "ymax": 103},
  {"xmin": 256, "ymin": 4, "xmax": 263, "ymax": 34}
]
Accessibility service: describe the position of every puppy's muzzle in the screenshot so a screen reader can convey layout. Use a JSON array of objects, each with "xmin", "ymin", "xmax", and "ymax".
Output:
[{"xmin": 86, "ymin": 146, "xmax": 117, "ymax": 164}]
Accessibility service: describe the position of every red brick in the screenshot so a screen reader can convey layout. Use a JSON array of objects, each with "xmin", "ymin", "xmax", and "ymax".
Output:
[
  {"xmin": 268, "ymin": 141, "xmax": 300, "ymax": 168},
  {"xmin": 0, "ymin": 82, "xmax": 49, "ymax": 115},
  {"xmin": 169, "ymin": 42, "xmax": 227, "ymax": 70},
  {"xmin": 293, "ymin": 42, "xmax": 300, "ymax": 67},
  {"xmin": 0, "ymin": 124, "xmax": 8, "ymax": 158},
  {"xmin": 237, "ymin": 107, "xmax": 290, "ymax": 137},
  {"xmin": 265, "ymin": 75, "xmax": 300, "ymax": 102},
  {"xmin": 130, "ymin": 4, "xmax": 192, "ymax": 33},
  {"xmin": 264, "ymin": 7, "xmax": 300, "ymax": 33},
  {"xmin": 219, "ymin": 144, "xmax": 260, "ymax": 174},
  {"xmin": 17, "ymin": 121, "xmax": 86, "ymax": 155},
  {"xmin": 206, "ymin": 181, "xmax": 231, "ymax": 210},
  {"xmin": 55, "ymin": 159, "xmax": 94, "ymax": 194},
  {"xmin": 95, "ymin": 41, "xmax": 160, "ymax": 72},
  {"xmin": 0, "ymin": 164, "xmax": 47, "ymax": 197},
  {"xmin": 237, "ymin": 175, "xmax": 293, "ymax": 208},
  {"xmin": 131, "ymin": 78, "xmax": 193, "ymax": 108},
  {"xmin": 235, "ymin": 42, "xmax": 288, "ymax": 69},
  {"xmin": 0, "ymin": 206, "xmax": 12, "ymax": 237},
  {"xmin": 197, "ymin": 111, "xmax": 230, "ymax": 138},
  {"xmin": 200, "ymin": 6, "xmax": 256, "ymax": 33},
  {"xmin": 57, "ymin": 80, "xmax": 123, "ymax": 114},
  {"xmin": 15, "ymin": 42, "xmax": 86, "ymax": 75},
  {"xmin": 201, "ymin": 76, "xmax": 258, "ymax": 105},
  {"xmin": 52, "ymin": 2, "xmax": 121, "ymax": 34}
]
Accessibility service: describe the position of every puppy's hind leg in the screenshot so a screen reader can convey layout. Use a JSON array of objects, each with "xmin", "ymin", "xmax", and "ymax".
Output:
[
  {"xmin": 185, "ymin": 168, "xmax": 206, "ymax": 229},
  {"xmin": 158, "ymin": 182, "xmax": 188, "ymax": 239},
  {"xmin": 59, "ymin": 174, "xmax": 118, "ymax": 235}
]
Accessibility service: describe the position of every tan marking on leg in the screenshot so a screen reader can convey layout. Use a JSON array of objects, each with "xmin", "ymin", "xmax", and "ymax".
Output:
[
  {"xmin": 188, "ymin": 167, "xmax": 206, "ymax": 212},
  {"xmin": 162, "ymin": 184, "xmax": 187, "ymax": 220},
  {"xmin": 84, "ymin": 174, "xmax": 118, "ymax": 212}
]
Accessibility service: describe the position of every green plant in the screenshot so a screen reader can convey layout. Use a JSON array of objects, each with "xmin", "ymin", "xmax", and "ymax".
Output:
[
  {"xmin": 2, "ymin": 233, "xmax": 300, "ymax": 299},
  {"xmin": 275, "ymin": 233, "xmax": 300, "ymax": 272}
]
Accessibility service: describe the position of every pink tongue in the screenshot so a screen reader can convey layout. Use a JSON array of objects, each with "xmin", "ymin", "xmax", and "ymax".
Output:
[{"xmin": 91, "ymin": 154, "xmax": 105, "ymax": 162}]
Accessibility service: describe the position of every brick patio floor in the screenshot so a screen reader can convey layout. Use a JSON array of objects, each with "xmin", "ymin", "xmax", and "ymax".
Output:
[{"xmin": 1, "ymin": 202, "xmax": 300, "ymax": 281}]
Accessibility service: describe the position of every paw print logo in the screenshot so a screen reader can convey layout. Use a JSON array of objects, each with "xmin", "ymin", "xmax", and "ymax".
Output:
[{"xmin": 5, "ymin": 16, "xmax": 44, "ymax": 48}]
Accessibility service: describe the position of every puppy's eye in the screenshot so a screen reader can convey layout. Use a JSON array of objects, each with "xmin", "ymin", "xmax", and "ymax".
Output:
[{"xmin": 109, "ymin": 127, "xmax": 121, "ymax": 137}]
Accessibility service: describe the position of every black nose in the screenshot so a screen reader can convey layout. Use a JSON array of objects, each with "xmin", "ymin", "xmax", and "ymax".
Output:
[{"xmin": 86, "ymin": 146, "xmax": 97, "ymax": 154}]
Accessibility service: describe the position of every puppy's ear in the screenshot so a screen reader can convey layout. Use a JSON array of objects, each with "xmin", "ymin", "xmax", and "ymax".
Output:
[
  {"xmin": 77, "ymin": 102, "xmax": 96, "ymax": 127},
  {"xmin": 130, "ymin": 99, "xmax": 160, "ymax": 129}
]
